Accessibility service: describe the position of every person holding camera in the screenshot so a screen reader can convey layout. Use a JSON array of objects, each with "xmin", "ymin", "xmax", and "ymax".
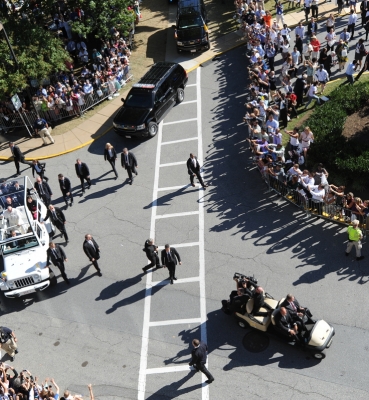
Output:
[
  {"xmin": 143, "ymin": 238, "xmax": 163, "ymax": 273},
  {"xmin": 0, "ymin": 326, "xmax": 18, "ymax": 362}
]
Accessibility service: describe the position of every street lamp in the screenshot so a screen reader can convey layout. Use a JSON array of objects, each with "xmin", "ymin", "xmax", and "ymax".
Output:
[{"xmin": 0, "ymin": 21, "xmax": 19, "ymax": 71}]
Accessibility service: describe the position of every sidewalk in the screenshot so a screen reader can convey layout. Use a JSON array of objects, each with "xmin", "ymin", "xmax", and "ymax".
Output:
[{"xmin": 0, "ymin": 1, "xmax": 344, "ymax": 161}]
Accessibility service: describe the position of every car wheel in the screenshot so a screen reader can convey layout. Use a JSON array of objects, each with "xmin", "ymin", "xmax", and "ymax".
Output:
[
  {"xmin": 148, "ymin": 122, "xmax": 158, "ymax": 138},
  {"xmin": 238, "ymin": 320, "xmax": 248, "ymax": 329},
  {"xmin": 49, "ymin": 270, "xmax": 57, "ymax": 286},
  {"xmin": 177, "ymin": 47, "xmax": 181, "ymax": 54},
  {"xmin": 313, "ymin": 351, "xmax": 326, "ymax": 359},
  {"xmin": 204, "ymin": 35, "xmax": 210, "ymax": 51},
  {"xmin": 176, "ymin": 88, "xmax": 185, "ymax": 104}
]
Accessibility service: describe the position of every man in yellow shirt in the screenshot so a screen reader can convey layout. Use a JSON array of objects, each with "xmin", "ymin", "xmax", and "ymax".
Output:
[{"xmin": 345, "ymin": 220, "xmax": 364, "ymax": 261}]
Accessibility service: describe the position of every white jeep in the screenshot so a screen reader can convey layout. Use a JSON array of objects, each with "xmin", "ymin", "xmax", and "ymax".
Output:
[{"xmin": 0, "ymin": 176, "xmax": 55, "ymax": 298}]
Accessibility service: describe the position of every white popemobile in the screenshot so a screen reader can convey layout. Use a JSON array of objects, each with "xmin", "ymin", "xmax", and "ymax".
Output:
[{"xmin": 0, "ymin": 176, "xmax": 56, "ymax": 298}]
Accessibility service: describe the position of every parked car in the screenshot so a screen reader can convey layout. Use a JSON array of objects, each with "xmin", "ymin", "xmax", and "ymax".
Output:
[{"xmin": 113, "ymin": 62, "xmax": 188, "ymax": 138}]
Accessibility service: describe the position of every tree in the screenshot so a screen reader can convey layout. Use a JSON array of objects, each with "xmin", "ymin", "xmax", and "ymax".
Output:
[{"xmin": 0, "ymin": 18, "xmax": 70, "ymax": 96}]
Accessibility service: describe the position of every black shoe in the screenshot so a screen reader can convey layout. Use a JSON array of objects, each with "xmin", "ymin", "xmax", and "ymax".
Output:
[
  {"xmin": 173, "ymin": 277, "xmax": 177, "ymax": 280},
  {"xmin": 97, "ymin": 271, "xmax": 102, "ymax": 276},
  {"xmin": 65, "ymin": 203, "xmax": 69, "ymax": 209},
  {"xmin": 70, "ymin": 202, "xmax": 73, "ymax": 207},
  {"xmin": 10, "ymin": 356, "xmax": 15, "ymax": 362},
  {"xmin": 135, "ymin": 171, "xmax": 138, "ymax": 176},
  {"xmin": 170, "ymin": 279, "xmax": 173, "ymax": 284},
  {"xmin": 345, "ymin": 252, "xmax": 349, "ymax": 256},
  {"xmin": 129, "ymin": 180, "xmax": 132, "ymax": 185},
  {"xmin": 205, "ymin": 379, "xmax": 214, "ymax": 384},
  {"xmin": 87, "ymin": 185, "xmax": 91, "ymax": 189},
  {"xmin": 142, "ymin": 268, "xmax": 147, "ymax": 273},
  {"xmin": 357, "ymin": 256, "xmax": 365, "ymax": 261},
  {"xmin": 15, "ymin": 349, "xmax": 18, "ymax": 354}
]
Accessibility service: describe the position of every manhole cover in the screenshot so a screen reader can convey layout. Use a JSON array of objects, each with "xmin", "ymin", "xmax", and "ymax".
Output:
[{"xmin": 242, "ymin": 330, "xmax": 270, "ymax": 353}]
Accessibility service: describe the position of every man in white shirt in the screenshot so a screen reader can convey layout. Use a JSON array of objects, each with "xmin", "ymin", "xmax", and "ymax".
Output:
[
  {"xmin": 347, "ymin": 9, "xmax": 358, "ymax": 40},
  {"xmin": 305, "ymin": 82, "xmax": 321, "ymax": 109},
  {"xmin": 340, "ymin": 27, "xmax": 351, "ymax": 42},
  {"xmin": 315, "ymin": 64, "xmax": 329, "ymax": 93},
  {"xmin": 295, "ymin": 22, "xmax": 305, "ymax": 38},
  {"xmin": 3, "ymin": 206, "xmax": 24, "ymax": 231}
]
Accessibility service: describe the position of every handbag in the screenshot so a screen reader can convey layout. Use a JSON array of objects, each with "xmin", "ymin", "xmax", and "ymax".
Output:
[{"xmin": 341, "ymin": 49, "xmax": 348, "ymax": 57}]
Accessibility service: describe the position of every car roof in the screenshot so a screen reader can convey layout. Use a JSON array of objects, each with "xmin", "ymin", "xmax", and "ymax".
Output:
[{"xmin": 133, "ymin": 62, "xmax": 180, "ymax": 89}]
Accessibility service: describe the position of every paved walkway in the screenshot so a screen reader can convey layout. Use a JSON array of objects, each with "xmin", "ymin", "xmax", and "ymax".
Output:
[{"xmin": 0, "ymin": 1, "xmax": 345, "ymax": 161}]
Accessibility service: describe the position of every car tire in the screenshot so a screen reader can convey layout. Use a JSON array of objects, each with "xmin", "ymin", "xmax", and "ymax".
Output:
[
  {"xmin": 176, "ymin": 88, "xmax": 185, "ymax": 104},
  {"xmin": 238, "ymin": 320, "xmax": 249, "ymax": 329},
  {"xmin": 177, "ymin": 47, "xmax": 181, "ymax": 54},
  {"xmin": 148, "ymin": 121, "xmax": 158, "ymax": 138},
  {"xmin": 313, "ymin": 351, "xmax": 326, "ymax": 359},
  {"xmin": 49, "ymin": 270, "xmax": 57, "ymax": 286},
  {"xmin": 204, "ymin": 35, "xmax": 210, "ymax": 51}
]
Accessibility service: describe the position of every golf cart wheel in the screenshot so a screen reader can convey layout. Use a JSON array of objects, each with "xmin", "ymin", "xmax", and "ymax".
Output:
[
  {"xmin": 176, "ymin": 88, "xmax": 185, "ymax": 104},
  {"xmin": 238, "ymin": 320, "xmax": 249, "ymax": 329},
  {"xmin": 148, "ymin": 122, "xmax": 158, "ymax": 138},
  {"xmin": 313, "ymin": 351, "xmax": 326, "ymax": 359}
]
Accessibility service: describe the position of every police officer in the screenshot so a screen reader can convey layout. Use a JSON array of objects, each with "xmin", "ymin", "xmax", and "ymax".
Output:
[
  {"xmin": 345, "ymin": 220, "xmax": 364, "ymax": 261},
  {"xmin": 33, "ymin": 116, "xmax": 55, "ymax": 145},
  {"xmin": 0, "ymin": 326, "xmax": 18, "ymax": 362}
]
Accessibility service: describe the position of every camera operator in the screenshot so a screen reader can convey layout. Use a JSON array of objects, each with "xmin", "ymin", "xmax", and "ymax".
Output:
[{"xmin": 143, "ymin": 238, "xmax": 163, "ymax": 273}]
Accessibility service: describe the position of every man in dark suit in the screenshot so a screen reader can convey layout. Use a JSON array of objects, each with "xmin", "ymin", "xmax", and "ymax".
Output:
[
  {"xmin": 161, "ymin": 244, "xmax": 181, "ymax": 284},
  {"xmin": 360, "ymin": 0, "xmax": 368, "ymax": 27},
  {"xmin": 83, "ymin": 234, "xmax": 102, "ymax": 276},
  {"xmin": 3, "ymin": 196, "xmax": 21, "ymax": 209},
  {"xmin": 186, "ymin": 153, "xmax": 208, "ymax": 190},
  {"xmin": 189, "ymin": 339, "xmax": 214, "ymax": 384},
  {"xmin": 274, "ymin": 307, "xmax": 304, "ymax": 341},
  {"xmin": 58, "ymin": 174, "xmax": 73, "ymax": 208},
  {"xmin": 252, "ymin": 286, "xmax": 273, "ymax": 316},
  {"xmin": 44, "ymin": 205, "xmax": 69, "ymax": 242},
  {"xmin": 46, "ymin": 242, "xmax": 69, "ymax": 284},
  {"xmin": 8, "ymin": 142, "xmax": 32, "ymax": 176},
  {"xmin": 8, "ymin": 181, "xmax": 24, "ymax": 194},
  {"xmin": 280, "ymin": 294, "xmax": 313, "ymax": 327},
  {"xmin": 75, "ymin": 158, "xmax": 91, "ymax": 194},
  {"xmin": 121, "ymin": 147, "xmax": 138, "ymax": 185},
  {"xmin": 143, "ymin": 238, "xmax": 163, "ymax": 272},
  {"xmin": 307, "ymin": 17, "xmax": 318, "ymax": 37},
  {"xmin": 7, "ymin": 230, "xmax": 22, "ymax": 248},
  {"xmin": 34, "ymin": 177, "xmax": 53, "ymax": 207}
]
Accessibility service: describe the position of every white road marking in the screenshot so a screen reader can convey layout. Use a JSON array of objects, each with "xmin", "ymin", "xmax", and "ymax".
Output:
[
  {"xmin": 157, "ymin": 242, "xmax": 200, "ymax": 249},
  {"xmin": 146, "ymin": 365, "xmax": 195, "ymax": 374},
  {"xmin": 161, "ymin": 137, "xmax": 198, "ymax": 145},
  {"xmin": 155, "ymin": 211, "xmax": 199, "ymax": 219},
  {"xmin": 160, "ymin": 161, "xmax": 186, "ymax": 167},
  {"xmin": 157, "ymin": 184, "xmax": 200, "ymax": 192},
  {"xmin": 196, "ymin": 66, "xmax": 210, "ymax": 399},
  {"xmin": 180, "ymin": 100, "xmax": 198, "ymax": 105},
  {"xmin": 163, "ymin": 117, "xmax": 197, "ymax": 125},
  {"xmin": 138, "ymin": 68, "xmax": 208, "ymax": 400},
  {"xmin": 149, "ymin": 318, "xmax": 202, "ymax": 327},
  {"xmin": 151, "ymin": 276, "xmax": 200, "ymax": 286},
  {"xmin": 186, "ymin": 83, "xmax": 197, "ymax": 87}
]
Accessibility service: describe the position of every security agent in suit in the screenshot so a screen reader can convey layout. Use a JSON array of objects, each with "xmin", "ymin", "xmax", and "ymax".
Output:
[
  {"xmin": 274, "ymin": 307, "xmax": 304, "ymax": 341},
  {"xmin": 7, "ymin": 230, "xmax": 23, "ymax": 248},
  {"xmin": 3, "ymin": 196, "xmax": 21, "ymax": 209},
  {"xmin": 104, "ymin": 143, "xmax": 118, "ymax": 179},
  {"xmin": 34, "ymin": 177, "xmax": 53, "ymax": 207},
  {"xmin": 32, "ymin": 160, "xmax": 48, "ymax": 182},
  {"xmin": 8, "ymin": 142, "xmax": 32, "ymax": 176},
  {"xmin": 46, "ymin": 242, "xmax": 69, "ymax": 284},
  {"xmin": 252, "ymin": 286, "xmax": 273, "ymax": 316},
  {"xmin": 121, "ymin": 147, "xmax": 138, "ymax": 185},
  {"xmin": 83, "ymin": 234, "xmax": 102, "ymax": 276},
  {"xmin": 58, "ymin": 174, "xmax": 73, "ymax": 208},
  {"xmin": 189, "ymin": 339, "xmax": 214, "ymax": 384},
  {"xmin": 44, "ymin": 205, "xmax": 69, "ymax": 242},
  {"xmin": 161, "ymin": 244, "xmax": 181, "ymax": 284},
  {"xmin": 186, "ymin": 153, "xmax": 208, "ymax": 189},
  {"xmin": 143, "ymin": 238, "xmax": 163, "ymax": 272},
  {"xmin": 75, "ymin": 158, "xmax": 91, "ymax": 194},
  {"xmin": 280, "ymin": 294, "xmax": 313, "ymax": 326}
]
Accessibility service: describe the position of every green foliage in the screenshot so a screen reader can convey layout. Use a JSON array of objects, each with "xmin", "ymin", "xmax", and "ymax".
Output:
[{"xmin": 305, "ymin": 82, "xmax": 369, "ymax": 190}]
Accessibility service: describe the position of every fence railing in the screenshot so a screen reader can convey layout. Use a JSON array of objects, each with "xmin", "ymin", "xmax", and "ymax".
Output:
[
  {"xmin": 0, "ymin": 76, "xmax": 132, "ymax": 134},
  {"xmin": 253, "ymin": 160, "xmax": 369, "ymax": 237}
]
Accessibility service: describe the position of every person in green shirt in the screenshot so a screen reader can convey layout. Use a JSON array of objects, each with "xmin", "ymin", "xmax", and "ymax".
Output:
[{"xmin": 345, "ymin": 219, "xmax": 364, "ymax": 260}]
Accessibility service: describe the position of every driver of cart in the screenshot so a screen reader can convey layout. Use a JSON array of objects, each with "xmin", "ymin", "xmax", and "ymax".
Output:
[
  {"xmin": 222, "ymin": 288, "xmax": 251, "ymax": 314},
  {"xmin": 275, "ymin": 307, "xmax": 305, "ymax": 341},
  {"xmin": 251, "ymin": 286, "xmax": 274, "ymax": 316}
]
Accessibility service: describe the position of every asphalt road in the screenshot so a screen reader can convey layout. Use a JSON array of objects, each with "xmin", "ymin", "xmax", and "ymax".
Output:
[{"xmin": 1, "ymin": 20, "xmax": 369, "ymax": 399}]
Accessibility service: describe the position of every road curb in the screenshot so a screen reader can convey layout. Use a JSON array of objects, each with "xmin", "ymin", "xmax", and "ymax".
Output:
[{"xmin": 0, "ymin": 125, "xmax": 112, "ymax": 161}]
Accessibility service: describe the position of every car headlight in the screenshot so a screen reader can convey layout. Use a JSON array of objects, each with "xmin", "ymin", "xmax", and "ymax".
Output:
[
  {"xmin": 33, "ymin": 275, "xmax": 41, "ymax": 283},
  {"xmin": 202, "ymin": 36, "xmax": 207, "ymax": 42},
  {"xmin": 113, "ymin": 122, "xmax": 118, "ymax": 128},
  {"xmin": 177, "ymin": 41, "xmax": 183, "ymax": 46},
  {"xmin": 136, "ymin": 124, "xmax": 145, "ymax": 130},
  {"xmin": 7, "ymin": 281, "xmax": 14, "ymax": 289}
]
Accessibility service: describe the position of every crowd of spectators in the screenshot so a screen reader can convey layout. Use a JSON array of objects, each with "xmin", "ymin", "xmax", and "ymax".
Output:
[
  {"xmin": 1, "ymin": 1, "xmax": 141, "ymax": 122},
  {"xmin": 0, "ymin": 365, "xmax": 96, "ymax": 400},
  {"xmin": 234, "ymin": 0, "xmax": 369, "ymax": 227}
]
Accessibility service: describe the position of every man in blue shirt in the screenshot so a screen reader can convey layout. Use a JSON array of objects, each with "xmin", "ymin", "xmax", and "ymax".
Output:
[
  {"xmin": 340, "ymin": 60, "xmax": 358, "ymax": 85},
  {"xmin": 34, "ymin": 116, "xmax": 55, "ymax": 145}
]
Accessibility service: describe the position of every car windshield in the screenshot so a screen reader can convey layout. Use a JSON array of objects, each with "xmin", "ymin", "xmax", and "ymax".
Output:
[
  {"xmin": 1, "ymin": 234, "xmax": 38, "ymax": 255},
  {"xmin": 125, "ymin": 91, "xmax": 153, "ymax": 108},
  {"xmin": 178, "ymin": 15, "xmax": 203, "ymax": 29}
]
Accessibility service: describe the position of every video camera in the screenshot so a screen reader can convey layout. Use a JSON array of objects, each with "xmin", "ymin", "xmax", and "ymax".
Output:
[{"xmin": 233, "ymin": 272, "xmax": 258, "ymax": 285}]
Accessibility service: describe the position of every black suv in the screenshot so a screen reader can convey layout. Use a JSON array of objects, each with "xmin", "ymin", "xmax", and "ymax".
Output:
[
  {"xmin": 113, "ymin": 62, "xmax": 188, "ymax": 138},
  {"xmin": 173, "ymin": 0, "xmax": 210, "ymax": 53}
]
